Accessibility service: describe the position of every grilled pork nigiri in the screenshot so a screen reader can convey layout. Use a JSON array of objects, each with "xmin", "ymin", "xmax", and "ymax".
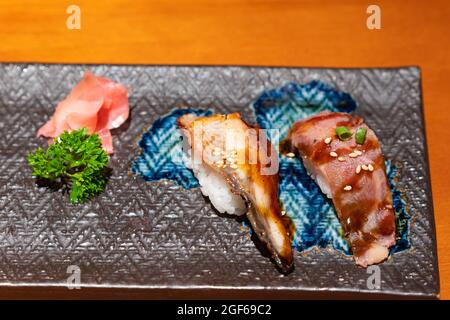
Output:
[
  {"xmin": 282, "ymin": 111, "xmax": 396, "ymax": 267},
  {"xmin": 177, "ymin": 113, "xmax": 293, "ymax": 272}
]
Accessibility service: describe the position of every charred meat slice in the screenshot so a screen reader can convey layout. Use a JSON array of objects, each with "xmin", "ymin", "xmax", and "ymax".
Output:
[{"xmin": 282, "ymin": 111, "xmax": 396, "ymax": 267}]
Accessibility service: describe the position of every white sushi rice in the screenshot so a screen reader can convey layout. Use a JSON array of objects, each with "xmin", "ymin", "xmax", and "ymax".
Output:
[
  {"xmin": 186, "ymin": 158, "xmax": 247, "ymax": 216},
  {"xmin": 180, "ymin": 130, "xmax": 247, "ymax": 216},
  {"xmin": 196, "ymin": 165, "xmax": 247, "ymax": 215}
]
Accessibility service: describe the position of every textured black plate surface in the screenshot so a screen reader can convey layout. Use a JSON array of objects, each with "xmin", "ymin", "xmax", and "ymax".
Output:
[{"xmin": 0, "ymin": 64, "xmax": 439, "ymax": 298}]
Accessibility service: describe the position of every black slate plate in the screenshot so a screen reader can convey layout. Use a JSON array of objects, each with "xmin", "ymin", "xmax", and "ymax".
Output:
[{"xmin": 0, "ymin": 64, "xmax": 439, "ymax": 298}]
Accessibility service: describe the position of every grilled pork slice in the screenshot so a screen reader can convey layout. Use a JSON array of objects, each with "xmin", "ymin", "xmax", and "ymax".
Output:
[
  {"xmin": 178, "ymin": 113, "xmax": 293, "ymax": 272},
  {"xmin": 282, "ymin": 111, "xmax": 396, "ymax": 267}
]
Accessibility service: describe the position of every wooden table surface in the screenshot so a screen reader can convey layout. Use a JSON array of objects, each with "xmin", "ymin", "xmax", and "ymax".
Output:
[{"xmin": 0, "ymin": 0, "xmax": 449, "ymax": 299}]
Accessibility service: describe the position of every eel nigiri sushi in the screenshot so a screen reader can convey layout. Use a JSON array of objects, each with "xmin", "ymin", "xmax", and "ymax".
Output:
[
  {"xmin": 282, "ymin": 111, "xmax": 396, "ymax": 267},
  {"xmin": 177, "ymin": 113, "xmax": 294, "ymax": 272}
]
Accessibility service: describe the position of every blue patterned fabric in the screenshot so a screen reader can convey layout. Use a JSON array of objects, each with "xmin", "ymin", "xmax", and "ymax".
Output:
[
  {"xmin": 388, "ymin": 162, "xmax": 411, "ymax": 253},
  {"xmin": 133, "ymin": 81, "xmax": 410, "ymax": 255},
  {"xmin": 132, "ymin": 108, "xmax": 212, "ymax": 189},
  {"xmin": 253, "ymin": 81, "xmax": 356, "ymax": 141}
]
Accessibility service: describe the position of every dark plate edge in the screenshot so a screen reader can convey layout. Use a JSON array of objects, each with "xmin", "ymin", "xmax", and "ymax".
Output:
[
  {"xmin": 0, "ymin": 284, "xmax": 439, "ymax": 299},
  {"xmin": 415, "ymin": 66, "xmax": 441, "ymax": 298},
  {"xmin": 0, "ymin": 63, "xmax": 439, "ymax": 299},
  {"xmin": 0, "ymin": 61, "xmax": 422, "ymax": 71}
]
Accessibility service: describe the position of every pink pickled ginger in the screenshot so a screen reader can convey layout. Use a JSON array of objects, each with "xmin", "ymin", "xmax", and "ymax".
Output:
[{"xmin": 37, "ymin": 71, "xmax": 129, "ymax": 154}]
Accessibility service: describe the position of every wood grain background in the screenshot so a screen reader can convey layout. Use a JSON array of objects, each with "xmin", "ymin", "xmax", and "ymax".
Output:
[{"xmin": 0, "ymin": 0, "xmax": 449, "ymax": 299}]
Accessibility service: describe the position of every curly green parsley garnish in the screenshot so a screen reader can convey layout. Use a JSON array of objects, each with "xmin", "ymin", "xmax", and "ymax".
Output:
[{"xmin": 27, "ymin": 128, "xmax": 110, "ymax": 204}]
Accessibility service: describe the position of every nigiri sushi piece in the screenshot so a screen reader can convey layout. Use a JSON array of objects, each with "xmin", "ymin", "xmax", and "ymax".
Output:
[
  {"xmin": 282, "ymin": 111, "xmax": 396, "ymax": 267},
  {"xmin": 37, "ymin": 71, "xmax": 129, "ymax": 154},
  {"xmin": 177, "ymin": 113, "xmax": 294, "ymax": 272}
]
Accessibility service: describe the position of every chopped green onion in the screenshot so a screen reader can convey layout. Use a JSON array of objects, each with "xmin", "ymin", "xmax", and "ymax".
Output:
[
  {"xmin": 335, "ymin": 126, "xmax": 352, "ymax": 141},
  {"xmin": 355, "ymin": 127, "xmax": 367, "ymax": 145}
]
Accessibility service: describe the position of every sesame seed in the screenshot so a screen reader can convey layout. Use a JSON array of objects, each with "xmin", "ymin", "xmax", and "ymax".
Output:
[
  {"xmin": 361, "ymin": 164, "xmax": 369, "ymax": 171},
  {"xmin": 354, "ymin": 150, "xmax": 363, "ymax": 156},
  {"xmin": 215, "ymin": 160, "xmax": 224, "ymax": 166},
  {"xmin": 229, "ymin": 164, "xmax": 238, "ymax": 169},
  {"xmin": 386, "ymin": 204, "xmax": 393, "ymax": 209},
  {"xmin": 281, "ymin": 210, "xmax": 286, "ymax": 216},
  {"xmin": 356, "ymin": 165, "xmax": 362, "ymax": 174},
  {"xmin": 226, "ymin": 158, "xmax": 236, "ymax": 164},
  {"xmin": 324, "ymin": 137, "xmax": 332, "ymax": 144},
  {"xmin": 329, "ymin": 151, "xmax": 338, "ymax": 157},
  {"xmin": 349, "ymin": 152, "xmax": 358, "ymax": 158},
  {"xmin": 344, "ymin": 185, "xmax": 352, "ymax": 191},
  {"xmin": 338, "ymin": 156, "xmax": 345, "ymax": 162},
  {"xmin": 368, "ymin": 164, "xmax": 374, "ymax": 172},
  {"xmin": 215, "ymin": 162, "xmax": 225, "ymax": 168},
  {"xmin": 286, "ymin": 152, "xmax": 295, "ymax": 158}
]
